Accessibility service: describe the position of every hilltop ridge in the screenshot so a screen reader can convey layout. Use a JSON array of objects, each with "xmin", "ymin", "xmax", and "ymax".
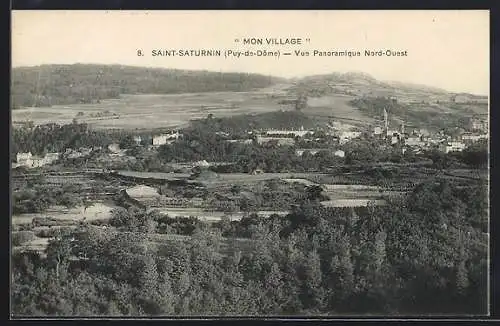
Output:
[{"xmin": 11, "ymin": 64, "xmax": 285, "ymax": 108}]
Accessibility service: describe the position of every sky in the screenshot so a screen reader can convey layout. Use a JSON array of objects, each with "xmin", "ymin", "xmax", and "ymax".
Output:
[{"xmin": 12, "ymin": 10, "xmax": 489, "ymax": 95}]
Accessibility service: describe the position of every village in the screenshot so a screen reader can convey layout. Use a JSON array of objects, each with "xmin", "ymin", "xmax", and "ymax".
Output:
[
  {"xmin": 10, "ymin": 10, "xmax": 491, "ymax": 317},
  {"xmin": 11, "ymin": 103, "xmax": 488, "ymax": 244},
  {"xmin": 13, "ymin": 109, "xmax": 488, "ymax": 170}
]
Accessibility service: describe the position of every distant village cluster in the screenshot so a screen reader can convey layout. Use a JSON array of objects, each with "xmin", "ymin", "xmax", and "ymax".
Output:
[
  {"xmin": 13, "ymin": 107, "xmax": 488, "ymax": 170},
  {"xmin": 370, "ymin": 109, "xmax": 488, "ymax": 154}
]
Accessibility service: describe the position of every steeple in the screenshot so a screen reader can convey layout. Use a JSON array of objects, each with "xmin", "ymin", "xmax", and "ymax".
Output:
[{"xmin": 384, "ymin": 108, "xmax": 389, "ymax": 137}]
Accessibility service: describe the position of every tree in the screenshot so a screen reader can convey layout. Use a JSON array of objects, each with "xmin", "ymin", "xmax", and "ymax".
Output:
[
  {"xmin": 456, "ymin": 260, "xmax": 469, "ymax": 295},
  {"xmin": 262, "ymin": 262, "xmax": 286, "ymax": 313},
  {"xmin": 109, "ymin": 207, "xmax": 133, "ymax": 228},
  {"xmin": 300, "ymin": 250, "xmax": 325, "ymax": 311},
  {"xmin": 305, "ymin": 185, "xmax": 326, "ymax": 202},
  {"xmin": 12, "ymin": 231, "xmax": 36, "ymax": 246},
  {"xmin": 61, "ymin": 193, "xmax": 82, "ymax": 210},
  {"xmin": 119, "ymin": 135, "xmax": 136, "ymax": 150},
  {"xmin": 45, "ymin": 231, "xmax": 74, "ymax": 281},
  {"xmin": 230, "ymin": 184, "xmax": 241, "ymax": 195}
]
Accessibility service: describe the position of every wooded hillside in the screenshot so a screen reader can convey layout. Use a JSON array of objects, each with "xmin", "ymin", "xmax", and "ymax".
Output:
[{"xmin": 11, "ymin": 64, "xmax": 284, "ymax": 108}]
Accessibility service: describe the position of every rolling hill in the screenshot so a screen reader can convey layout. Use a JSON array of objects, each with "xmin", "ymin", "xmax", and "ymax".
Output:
[
  {"xmin": 289, "ymin": 71, "xmax": 451, "ymax": 98},
  {"xmin": 288, "ymin": 72, "xmax": 488, "ymax": 129},
  {"xmin": 10, "ymin": 65, "xmax": 488, "ymax": 131},
  {"xmin": 11, "ymin": 64, "xmax": 285, "ymax": 108}
]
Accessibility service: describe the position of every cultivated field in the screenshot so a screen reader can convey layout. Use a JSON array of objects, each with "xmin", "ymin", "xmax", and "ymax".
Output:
[
  {"xmin": 116, "ymin": 170, "xmax": 191, "ymax": 180},
  {"xmin": 153, "ymin": 208, "xmax": 289, "ymax": 222},
  {"xmin": 306, "ymin": 94, "xmax": 375, "ymax": 126},
  {"xmin": 115, "ymin": 170, "xmax": 332, "ymax": 185},
  {"xmin": 320, "ymin": 199, "xmax": 387, "ymax": 208},
  {"xmin": 282, "ymin": 178, "xmax": 319, "ymax": 186},
  {"xmin": 12, "ymin": 202, "xmax": 117, "ymax": 226},
  {"xmin": 323, "ymin": 184, "xmax": 381, "ymax": 191},
  {"xmin": 12, "ymin": 88, "xmax": 293, "ymax": 130},
  {"xmin": 12, "ymin": 236, "xmax": 50, "ymax": 255},
  {"xmin": 199, "ymin": 173, "xmax": 330, "ymax": 185}
]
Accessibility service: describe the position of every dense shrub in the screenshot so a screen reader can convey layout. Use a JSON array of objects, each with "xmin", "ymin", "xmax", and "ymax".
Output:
[{"xmin": 12, "ymin": 231, "xmax": 36, "ymax": 246}]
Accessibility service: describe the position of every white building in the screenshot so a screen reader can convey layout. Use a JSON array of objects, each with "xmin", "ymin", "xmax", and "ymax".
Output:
[
  {"xmin": 108, "ymin": 143, "xmax": 121, "ymax": 154},
  {"xmin": 16, "ymin": 152, "xmax": 33, "ymax": 166},
  {"xmin": 334, "ymin": 150, "xmax": 345, "ymax": 158},
  {"xmin": 195, "ymin": 160, "xmax": 211, "ymax": 168},
  {"xmin": 462, "ymin": 134, "xmax": 488, "ymax": 143},
  {"xmin": 418, "ymin": 129, "xmax": 430, "ymax": 137},
  {"xmin": 295, "ymin": 149, "xmax": 321, "ymax": 156},
  {"xmin": 440, "ymin": 141, "xmax": 466, "ymax": 153},
  {"xmin": 265, "ymin": 129, "xmax": 312, "ymax": 138},
  {"xmin": 67, "ymin": 151, "xmax": 84, "ymax": 159},
  {"xmin": 15, "ymin": 152, "xmax": 59, "ymax": 168},
  {"xmin": 339, "ymin": 131, "xmax": 362, "ymax": 145},
  {"xmin": 469, "ymin": 118, "xmax": 488, "ymax": 132},
  {"xmin": 43, "ymin": 153, "xmax": 60, "ymax": 164},
  {"xmin": 152, "ymin": 135, "xmax": 168, "ymax": 146},
  {"xmin": 405, "ymin": 137, "xmax": 425, "ymax": 147},
  {"xmin": 153, "ymin": 132, "xmax": 180, "ymax": 146},
  {"xmin": 133, "ymin": 136, "xmax": 142, "ymax": 145},
  {"xmin": 373, "ymin": 126, "xmax": 383, "ymax": 135},
  {"xmin": 386, "ymin": 130, "xmax": 400, "ymax": 138},
  {"xmin": 31, "ymin": 157, "xmax": 46, "ymax": 168},
  {"xmin": 80, "ymin": 147, "xmax": 92, "ymax": 156}
]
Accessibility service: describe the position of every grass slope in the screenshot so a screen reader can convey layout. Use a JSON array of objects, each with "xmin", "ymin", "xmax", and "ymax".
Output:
[{"xmin": 11, "ymin": 64, "xmax": 285, "ymax": 108}]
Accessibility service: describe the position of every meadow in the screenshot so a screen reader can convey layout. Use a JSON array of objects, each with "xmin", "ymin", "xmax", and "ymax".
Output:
[
  {"xmin": 12, "ymin": 89, "xmax": 293, "ymax": 130},
  {"xmin": 306, "ymin": 94, "xmax": 375, "ymax": 126}
]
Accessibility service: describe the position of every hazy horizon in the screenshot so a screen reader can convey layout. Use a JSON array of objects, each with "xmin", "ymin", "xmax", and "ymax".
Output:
[
  {"xmin": 12, "ymin": 10, "xmax": 489, "ymax": 95},
  {"xmin": 12, "ymin": 62, "xmax": 486, "ymax": 96}
]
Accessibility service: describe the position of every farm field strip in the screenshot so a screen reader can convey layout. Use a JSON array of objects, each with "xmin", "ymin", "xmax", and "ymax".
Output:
[
  {"xmin": 282, "ymin": 178, "xmax": 319, "ymax": 186},
  {"xmin": 115, "ymin": 170, "xmax": 331, "ymax": 184},
  {"xmin": 212, "ymin": 173, "xmax": 329, "ymax": 181},
  {"xmin": 12, "ymin": 202, "xmax": 117, "ymax": 225},
  {"xmin": 116, "ymin": 170, "xmax": 191, "ymax": 180},
  {"xmin": 12, "ymin": 237, "xmax": 51, "ymax": 253},
  {"xmin": 305, "ymin": 95, "xmax": 374, "ymax": 125},
  {"xmin": 324, "ymin": 191, "xmax": 387, "ymax": 198},
  {"xmin": 321, "ymin": 199, "xmax": 387, "ymax": 207},
  {"xmin": 323, "ymin": 184, "xmax": 381, "ymax": 191},
  {"xmin": 153, "ymin": 208, "xmax": 289, "ymax": 221},
  {"xmin": 12, "ymin": 90, "xmax": 293, "ymax": 130}
]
